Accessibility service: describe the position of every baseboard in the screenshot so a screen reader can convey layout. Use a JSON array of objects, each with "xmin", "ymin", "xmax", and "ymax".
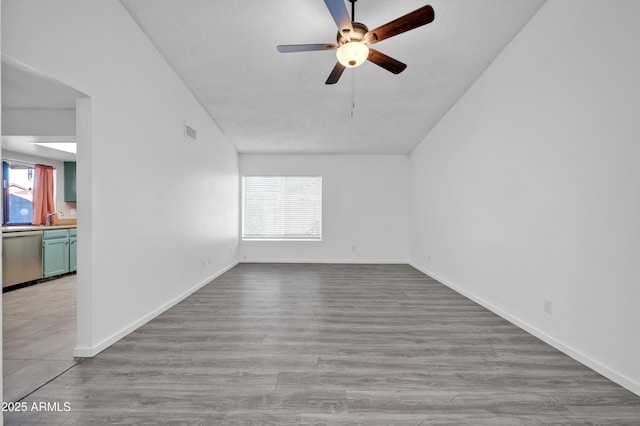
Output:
[
  {"xmin": 409, "ymin": 262, "xmax": 640, "ymax": 397},
  {"xmin": 239, "ymin": 258, "xmax": 409, "ymax": 264},
  {"xmin": 74, "ymin": 261, "xmax": 239, "ymax": 358}
]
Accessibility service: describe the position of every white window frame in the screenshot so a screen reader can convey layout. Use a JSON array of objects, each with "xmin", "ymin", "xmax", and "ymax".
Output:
[{"xmin": 241, "ymin": 176, "xmax": 322, "ymax": 241}]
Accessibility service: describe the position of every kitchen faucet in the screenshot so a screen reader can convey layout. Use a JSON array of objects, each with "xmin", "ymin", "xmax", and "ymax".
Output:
[{"xmin": 45, "ymin": 211, "xmax": 64, "ymax": 226}]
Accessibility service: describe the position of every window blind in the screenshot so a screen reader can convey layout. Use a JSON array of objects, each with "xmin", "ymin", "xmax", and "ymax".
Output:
[{"xmin": 242, "ymin": 176, "xmax": 322, "ymax": 240}]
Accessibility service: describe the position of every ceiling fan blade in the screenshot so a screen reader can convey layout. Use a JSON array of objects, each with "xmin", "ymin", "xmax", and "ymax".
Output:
[
  {"xmin": 325, "ymin": 62, "xmax": 346, "ymax": 85},
  {"xmin": 277, "ymin": 43, "xmax": 338, "ymax": 53},
  {"xmin": 367, "ymin": 49, "xmax": 407, "ymax": 74},
  {"xmin": 365, "ymin": 5, "xmax": 434, "ymax": 45},
  {"xmin": 323, "ymin": 0, "xmax": 354, "ymax": 40}
]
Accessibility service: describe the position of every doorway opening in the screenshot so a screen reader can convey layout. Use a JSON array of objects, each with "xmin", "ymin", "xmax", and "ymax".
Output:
[{"xmin": 1, "ymin": 58, "xmax": 89, "ymax": 402}]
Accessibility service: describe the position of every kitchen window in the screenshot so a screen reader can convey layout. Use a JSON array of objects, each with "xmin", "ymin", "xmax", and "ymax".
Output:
[
  {"xmin": 2, "ymin": 160, "xmax": 36, "ymax": 225},
  {"xmin": 242, "ymin": 176, "xmax": 322, "ymax": 241}
]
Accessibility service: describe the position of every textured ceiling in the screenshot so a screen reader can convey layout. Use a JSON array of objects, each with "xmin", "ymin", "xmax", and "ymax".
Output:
[{"xmin": 120, "ymin": 0, "xmax": 546, "ymax": 154}]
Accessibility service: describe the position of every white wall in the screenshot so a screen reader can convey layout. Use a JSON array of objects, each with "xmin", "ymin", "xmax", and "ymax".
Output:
[
  {"xmin": 241, "ymin": 155, "xmax": 409, "ymax": 263},
  {"xmin": 2, "ymin": 108, "xmax": 75, "ymax": 136},
  {"xmin": 410, "ymin": 0, "xmax": 640, "ymax": 395},
  {"xmin": 2, "ymin": 0, "xmax": 239, "ymax": 356}
]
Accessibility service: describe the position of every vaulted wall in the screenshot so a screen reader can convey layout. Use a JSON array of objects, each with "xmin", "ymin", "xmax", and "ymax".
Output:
[{"xmin": 410, "ymin": 0, "xmax": 640, "ymax": 395}]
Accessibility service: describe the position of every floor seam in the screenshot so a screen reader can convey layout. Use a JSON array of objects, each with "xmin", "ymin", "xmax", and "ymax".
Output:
[{"xmin": 17, "ymin": 361, "xmax": 79, "ymax": 402}]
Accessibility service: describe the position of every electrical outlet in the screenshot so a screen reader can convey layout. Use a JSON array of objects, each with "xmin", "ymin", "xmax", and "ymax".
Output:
[
  {"xmin": 352, "ymin": 245, "xmax": 356, "ymax": 252},
  {"xmin": 544, "ymin": 299, "xmax": 553, "ymax": 315}
]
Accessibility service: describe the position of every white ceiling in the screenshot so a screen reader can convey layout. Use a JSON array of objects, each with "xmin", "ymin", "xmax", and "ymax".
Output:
[
  {"xmin": 120, "ymin": 0, "xmax": 546, "ymax": 155},
  {"xmin": 1, "ymin": 135, "xmax": 77, "ymax": 162},
  {"xmin": 1, "ymin": 61, "xmax": 79, "ymax": 109},
  {"xmin": 1, "ymin": 61, "xmax": 79, "ymax": 161}
]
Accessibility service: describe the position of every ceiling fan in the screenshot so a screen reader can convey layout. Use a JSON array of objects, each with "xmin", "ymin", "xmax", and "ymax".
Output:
[{"xmin": 277, "ymin": 0, "xmax": 435, "ymax": 84}]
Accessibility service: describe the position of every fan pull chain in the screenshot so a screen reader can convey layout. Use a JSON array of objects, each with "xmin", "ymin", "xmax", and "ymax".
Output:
[
  {"xmin": 350, "ymin": 69, "xmax": 356, "ymax": 117},
  {"xmin": 350, "ymin": 0, "xmax": 357, "ymax": 118}
]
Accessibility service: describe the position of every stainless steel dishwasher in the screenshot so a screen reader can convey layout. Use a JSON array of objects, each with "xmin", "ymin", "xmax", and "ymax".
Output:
[{"xmin": 2, "ymin": 230, "xmax": 43, "ymax": 288}]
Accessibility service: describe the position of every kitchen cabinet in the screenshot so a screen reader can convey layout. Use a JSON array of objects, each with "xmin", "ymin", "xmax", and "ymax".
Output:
[
  {"xmin": 64, "ymin": 161, "xmax": 76, "ymax": 202},
  {"xmin": 2, "ymin": 226, "xmax": 77, "ymax": 286},
  {"xmin": 69, "ymin": 228, "xmax": 77, "ymax": 272},
  {"xmin": 43, "ymin": 229, "xmax": 70, "ymax": 278}
]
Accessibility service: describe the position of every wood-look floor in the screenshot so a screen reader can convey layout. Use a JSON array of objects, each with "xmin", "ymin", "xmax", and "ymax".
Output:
[
  {"xmin": 5, "ymin": 263, "xmax": 640, "ymax": 425},
  {"xmin": 3, "ymin": 275, "xmax": 77, "ymax": 403}
]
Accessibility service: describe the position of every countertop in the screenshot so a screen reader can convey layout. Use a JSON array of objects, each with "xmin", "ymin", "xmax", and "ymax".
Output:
[{"xmin": 2, "ymin": 224, "xmax": 77, "ymax": 234}]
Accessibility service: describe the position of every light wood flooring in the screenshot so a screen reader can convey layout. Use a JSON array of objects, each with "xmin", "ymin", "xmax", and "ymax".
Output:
[
  {"xmin": 3, "ymin": 275, "xmax": 77, "ymax": 403},
  {"xmin": 5, "ymin": 263, "xmax": 640, "ymax": 425}
]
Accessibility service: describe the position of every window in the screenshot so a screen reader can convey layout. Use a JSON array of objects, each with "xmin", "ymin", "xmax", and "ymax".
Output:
[
  {"xmin": 242, "ymin": 176, "xmax": 322, "ymax": 241},
  {"xmin": 2, "ymin": 160, "xmax": 35, "ymax": 225}
]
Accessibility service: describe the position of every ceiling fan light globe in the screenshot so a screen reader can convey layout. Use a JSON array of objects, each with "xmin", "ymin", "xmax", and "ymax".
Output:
[{"xmin": 336, "ymin": 42, "xmax": 369, "ymax": 68}]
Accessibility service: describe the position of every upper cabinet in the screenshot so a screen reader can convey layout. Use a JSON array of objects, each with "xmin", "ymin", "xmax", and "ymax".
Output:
[{"xmin": 64, "ymin": 161, "xmax": 76, "ymax": 202}]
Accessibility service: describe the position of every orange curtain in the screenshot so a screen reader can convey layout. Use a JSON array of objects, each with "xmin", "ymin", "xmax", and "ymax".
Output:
[{"xmin": 32, "ymin": 164, "xmax": 58, "ymax": 225}]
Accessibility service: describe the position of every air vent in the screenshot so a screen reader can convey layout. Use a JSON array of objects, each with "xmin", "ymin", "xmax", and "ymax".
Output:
[{"xmin": 184, "ymin": 123, "xmax": 197, "ymax": 141}]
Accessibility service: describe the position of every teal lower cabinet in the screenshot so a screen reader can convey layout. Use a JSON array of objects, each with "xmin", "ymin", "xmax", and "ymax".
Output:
[
  {"xmin": 43, "ymin": 228, "xmax": 76, "ymax": 278},
  {"xmin": 69, "ymin": 228, "xmax": 77, "ymax": 272}
]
